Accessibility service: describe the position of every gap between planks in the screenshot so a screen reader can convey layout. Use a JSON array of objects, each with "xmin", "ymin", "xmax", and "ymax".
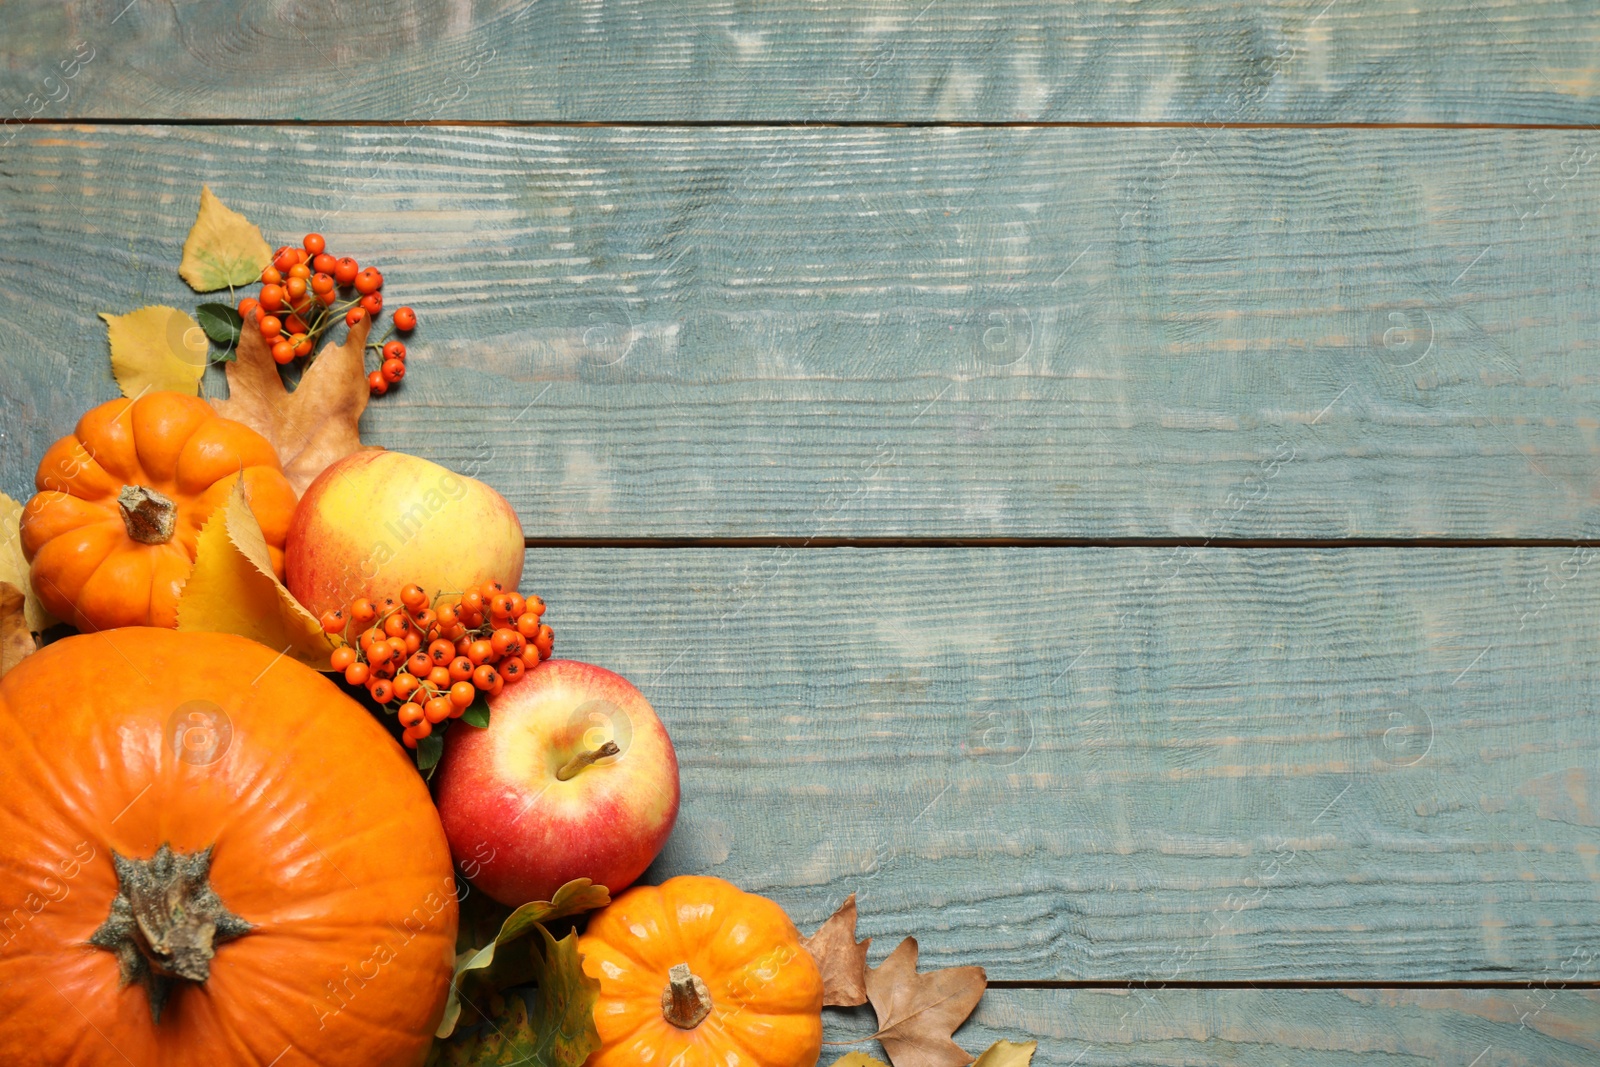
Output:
[
  {"xmin": 10, "ymin": 118, "xmax": 1600, "ymax": 131},
  {"xmin": 524, "ymin": 537, "xmax": 1600, "ymax": 549},
  {"xmin": 987, "ymin": 980, "xmax": 1600, "ymax": 990}
]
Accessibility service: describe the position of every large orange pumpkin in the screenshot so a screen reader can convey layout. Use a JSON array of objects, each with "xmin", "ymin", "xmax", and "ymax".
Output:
[
  {"xmin": 0, "ymin": 629, "xmax": 457, "ymax": 1067},
  {"xmin": 579, "ymin": 875, "xmax": 823, "ymax": 1067},
  {"xmin": 20, "ymin": 392, "xmax": 297, "ymax": 632}
]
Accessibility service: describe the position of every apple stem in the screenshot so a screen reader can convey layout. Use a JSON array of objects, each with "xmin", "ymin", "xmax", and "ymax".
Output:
[
  {"xmin": 661, "ymin": 962, "xmax": 713, "ymax": 1029},
  {"xmin": 555, "ymin": 740, "xmax": 620, "ymax": 782}
]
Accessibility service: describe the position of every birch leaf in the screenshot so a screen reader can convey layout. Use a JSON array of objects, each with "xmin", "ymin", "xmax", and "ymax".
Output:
[
  {"xmin": 176, "ymin": 480, "xmax": 334, "ymax": 669},
  {"xmin": 101, "ymin": 306, "xmax": 208, "ymax": 398},
  {"xmin": 179, "ymin": 185, "xmax": 272, "ymax": 292}
]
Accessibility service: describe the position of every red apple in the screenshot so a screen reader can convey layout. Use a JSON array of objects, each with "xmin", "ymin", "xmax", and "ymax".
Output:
[
  {"xmin": 286, "ymin": 449, "xmax": 524, "ymax": 618},
  {"xmin": 435, "ymin": 658, "xmax": 680, "ymax": 905}
]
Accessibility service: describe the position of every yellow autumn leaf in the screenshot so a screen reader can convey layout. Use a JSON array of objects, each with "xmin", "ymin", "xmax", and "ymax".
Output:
[
  {"xmin": 828, "ymin": 1056, "xmax": 889, "ymax": 1067},
  {"xmin": 974, "ymin": 1040, "xmax": 1038, "ymax": 1066},
  {"xmin": 177, "ymin": 480, "xmax": 335, "ymax": 669},
  {"xmin": 0, "ymin": 492, "xmax": 52, "ymax": 634},
  {"xmin": 179, "ymin": 185, "xmax": 272, "ymax": 292},
  {"xmin": 101, "ymin": 305, "xmax": 208, "ymax": 398}
]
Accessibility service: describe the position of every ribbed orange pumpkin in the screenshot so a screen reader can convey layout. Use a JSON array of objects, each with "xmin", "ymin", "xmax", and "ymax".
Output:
[
  {"xmin": 0, "ymin": 629, "xmax": 457, "ymax": 1067},
  {"xmin": 20, "ymin": 392, "xmax": 297, "ymax": 632},
  {"xmin": 579, "ymin": 875, "xmax": 823, "ymax": 1067}
]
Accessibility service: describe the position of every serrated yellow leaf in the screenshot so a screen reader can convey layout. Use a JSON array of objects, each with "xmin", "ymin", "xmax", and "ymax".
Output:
[
  {"xmin": 0, "ymin": 583, "xmax": 36, "ymax": 679},
  {"xmin": 177, "ymin": 480, "xmax": 334, "ymax": 669},
  {"xmin": 179, "ymin": 185, "xmax": 272, "ymax": 292},
  {"xmin": 828, "ymin": 1056, "xmax": 890, "ymax": 1067},
  {"xmin": 101, "ymin": 305, "xmax": 208, "ymax": 398},
  {"xmin": 974, "ymin": 1039, "xmax": 1038, "ymax": 1066},
  {"xmin": 0, "ymin": 493, "xmax": 52, "ymax": 634}
]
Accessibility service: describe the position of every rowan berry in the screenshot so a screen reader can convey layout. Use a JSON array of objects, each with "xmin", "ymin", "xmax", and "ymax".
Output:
[
  {"xmin": 271, "ymin": 340, "xmax": 295, "ymax": 365},
  {"xmin": 381, "ymin": 358, "xmax": 405, "ymax": 384},
  {"xmin": 404, "ymin": 630, "xmax": 422, "ymax": 654},
  {"xmin": 334, "ymin": 257, "xmax": 359, "ymax": 286},
  {"xmin": 285, "ymin": 312, "xmax": 309, "ymax": 335},
  {"xmin": 285, "ymin": 277, "xmax": 308, "ymax": 301},
  {"xmin": 368, "ymin": 370, "xmax": 388, "ymax": 395},
  {"xmin": 524, "ymin": 595, "xmax": 546, "ymax": 618},
  {"xmin": 479, "ymin": 580, "xmax": 505, "ymax": 600},
  {"xmin": 427, "ymin": 666, "xmax": 453, "ymax": 690},
  {"xmin": 311, "ymin": 272, "xmax": 335, "ymax": 295},
  {"xmin": 449, "ymin": 681, "xmax": 476, "ymax": 708},
  {"xmin": 350, "ymin": 598, "xmax": 377, "ymax": 625},
  {"xmin": 312, "ymin": 252, "xmax": 337, "ymax": 274},
  {"xmin": 330, "ymin": 646, "xmax": 356, "ymax": 671},
  {"xmin": 461, "ymin": 592, "xmax": 484, "ymax": 614},
  {"xmin": 500, "ymin": 657, "xmax": 524, "ymax": 682},
  {"xmin": 466, "ymin": 640, "xmax": 494, "ymax": 666},
  {"xmin": 428, "ymin": 639, "xmax": 456, "ymax": 666},
  {"xmin": 448, "ymin": 656, "xmax": 475, "ymax": 682},
  {"xmin": 436, "ymin": 603, "xmax": 460, "ymax": 628},
  {"xmin": 490, "ymin": 628, "xmax": 521, "ymax": 658},
  {"xmin": 258, "ymin": 314, "xmax": 283, "ymax": 339},
  {"xmin": 292, "ymin": 335, "xmax": 313, "ymax": 358},
  {"xmin": 319, "ymin": 608, "xmax": 345, "ymax": 634},
  {"xmin": 355, "ymin": 267, "xmax": 383, "ymax": 294},
  {"xmin": 505, "ymin": 592, "xmax": 525, "ymax": 617},
  {"xmin": 360, "ymin": 292, "xmax": 383, "ymax": 317},
  {"xmin": 413, "ymin": 608, "xmax": 437, "ymax": 631},
  {"xmin": 383, "ymin": 340, "xmax": 406, "ymax": 361},
  {"xmin": 402, "ymin": 728, "xmax": 420, "ymax": 750},
  {"xmin": 367, "ymin": 641, "xmax": 393, "ymax": 667},
  {"xmin": 238, "ymin": 296, "xmax": 259, "ymax": 320},
  {"xmin": 393, "ymin": 674, "xmax": 420, "ymax": 701},
  {"xmin": 369, "ymin": 678, "xmax": 394, "ymax": 704},
  {"xmin": 383, "ymin": 613, "xmax": 410, "ymax": 638},
  {"xmin": 346, "ymin": 307, "xmax": 367, "ymax": 328},
  {"xmin": 406, "ymin": 651, "xmax": 433, "ymax": 677},
  {"xmin": 393, "ymin": 306, "xmax": 417, "ymax": 331},
  {"xmin": 303, "ymin": 233, "xmax": 326, "ymax": 255},
  {"xmin": 424, "ymin": 697, "xmax": 453, "ymax": 724},
  {"xmin": 273, "ymin": 247, "xmax": 298, "ymax": 273},
  {"xmin": 534, "ymin": 625, "xmax": 554, "ymax": 659},
  {"xmin": 398, "ymin": 702, "xmax": 424, "ymax": 727},
  {"xmin": 472, "ymin": 665, "xmax": 500, "ymax": 691},
  {"xmin": 515, "ymin": 613, "xmax": 542, "ymax": 638},
  {"xmin": 490, "ymin": 594, "xmax": 517, "ymax": 620},
  {"xmin": 261, "ymin": 266, "xmax": 283, "ymax": 285},
  {"xmin": 344, "ymin": 661, "xmax": 370, "ymax": 686},
  {"xmin": 412, "ymin": 718, "xmax": 434, "ymax": 739}
]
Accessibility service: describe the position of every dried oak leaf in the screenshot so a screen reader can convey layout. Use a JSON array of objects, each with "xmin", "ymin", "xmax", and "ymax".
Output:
[
  {"xmin": 0, "ymin": 582, "xmax": 36, "ymax": 679},
  {"xmin": 865, "ymin": 938, "xmax": 987, "ymax": 1067},
  {"xmin": 101, "ymin": 306, "xmax": 208, "ymax": 398},
  {"xmin": 211, "ymin": 314, "xmax": 370, "ymax": 496},
  {"xmin": 179, "ymin": 186, "xmax": 272, "ymax": 292},
  {"xmin": 972, "ymin": 1040, "xmax": 1036, "ymax": 1066},
  {"xmin": 802, "ymin": 892, "xmax": 872, "ymax": 1006}
]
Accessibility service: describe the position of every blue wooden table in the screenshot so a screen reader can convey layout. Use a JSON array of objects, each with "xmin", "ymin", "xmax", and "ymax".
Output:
[{"xmin": 4, "ymin": 3, "xmax": 1600, "ymax": 1062}]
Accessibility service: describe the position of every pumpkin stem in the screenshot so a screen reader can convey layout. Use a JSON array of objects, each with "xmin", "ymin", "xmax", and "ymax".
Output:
[
  {"xmin": 555, "ymin": 740, "xmax": 620, "ymax": 782},
  {"xmin": 88, "ymin": 843, "xmax": 253, "ymax": 1024},
  {"xmin": 117, "ymin": 485, "xmax": 178, "ymax": 545},
  {"xmin": 661, "ymin": 962, "xmax": 714, "ymax": 1029}
]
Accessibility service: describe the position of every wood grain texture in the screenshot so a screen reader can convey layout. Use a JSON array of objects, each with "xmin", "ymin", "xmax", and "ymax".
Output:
[
  {"xmin": 822, "ymin": 987, "xmax": 1600, "ymax": 1066},
  {"xmin": 4, "ymin": 124, "xmax": 1600, "ymax": 540},
  {"xmin": 515, "ymin": 547, "xmax": 1600, "ymax": 981},
  {"xmin": 3, "ymin": 1, "xmax": 1600, "ymax": 124}
]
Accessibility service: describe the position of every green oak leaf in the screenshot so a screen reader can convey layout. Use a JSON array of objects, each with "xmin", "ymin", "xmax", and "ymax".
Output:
[
  {"xmin": 435, "ymin": 879, "xmax": 611, "ymax": 1039},
  {"xmin": 428, "ymin": 926, "xmax": 600, "ymax": 1067}
]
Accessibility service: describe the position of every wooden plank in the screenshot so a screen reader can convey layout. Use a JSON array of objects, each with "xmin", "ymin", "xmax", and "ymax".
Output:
[
  {"xmin": 3, "ymin": 2, "xmax": 1600, "ymax": 124},
  {"xmin": 822, "ymin": 987, "xmax": 1600, "ymax": 1066},
  {"xmin": 516, "ymin": 547, "xmax": 1600, "ymax": 981},
  {"xmin": 4, "ymin": 125, "xmax": 1599, "ymax": 540}
]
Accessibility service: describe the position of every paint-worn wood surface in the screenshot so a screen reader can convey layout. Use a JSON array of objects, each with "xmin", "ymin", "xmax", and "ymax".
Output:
[
  {"xmin": 3, "ymin": 1, "xmax": 1600, "ymax": 124},
  {"xmin": 4, "ymin": 2, "xmax": 1597, "ymax": 1063},
  {"xmin": 825, "ymin": 988, "xmax": 1600, "ymax": 1065},
  {"xmin": 531, "ymin": 547, "xmax": 1600, "ymax": 981},
  {"xmin": 5, "ymin": 125, "xmax": 1600, "ymax": 539}
]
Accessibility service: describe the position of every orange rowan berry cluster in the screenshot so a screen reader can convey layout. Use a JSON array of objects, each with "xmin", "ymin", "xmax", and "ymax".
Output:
[
  {"xmin": 234, "ymin": 232, "xmax": 419, "ymax": 397},
  {"xmin": 322, "ymin": 580, "xmax": 554, "ymax": 750}
]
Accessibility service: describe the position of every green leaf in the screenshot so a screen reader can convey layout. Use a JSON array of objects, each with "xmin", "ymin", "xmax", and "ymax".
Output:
[
  {"xmin": 427, "ymin": 927, "xmax": 601, "ymax": 1067},
  {"xmin": 461, "ymin": 692, "xmax": 491, "ymax": 729},
  {"xmin": 196, "ymin": 302, "xmax": 242, "ymax": 344},
  {"xmin": 417, "ymin": 733, "xmax": 444, "ymax": 771},
  {"xmin": 435, "ymin": 879, "xmax": 611, "ymax": 1039}
]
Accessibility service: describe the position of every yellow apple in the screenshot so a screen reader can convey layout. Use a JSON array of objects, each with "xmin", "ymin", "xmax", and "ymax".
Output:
[{"xmin": 285, "ymin": 450, "xmax": 524, "ymax": 618}]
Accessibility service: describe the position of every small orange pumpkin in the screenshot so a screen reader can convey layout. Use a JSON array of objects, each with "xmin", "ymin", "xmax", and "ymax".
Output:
[
  {"xmin": 20, "ymin": 391, "xmax": 297, "ymax": 631},
  {"xmin": 0, "ymin": 628, "xmax": 457, "ymax": 1066},
  {"xmin": 579, "ymin": 875, "xmax": 823, "ymax": 1067}
]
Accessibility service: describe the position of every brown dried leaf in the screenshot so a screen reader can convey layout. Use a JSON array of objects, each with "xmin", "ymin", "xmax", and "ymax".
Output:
[
  {"xmin": 210, "ymin": 314, "xmax": 371, "ymax": 495},
  {"xmin": 865, "ymin": 938, "xmax": 987, "ymax": 1067},
  {"xmin": 802, "ymin": 893, "xmax": 872, "ymax": 1006},
  {"xmin": 0, "ymin": 582, "xmax": 37, "ymax": 679}
]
